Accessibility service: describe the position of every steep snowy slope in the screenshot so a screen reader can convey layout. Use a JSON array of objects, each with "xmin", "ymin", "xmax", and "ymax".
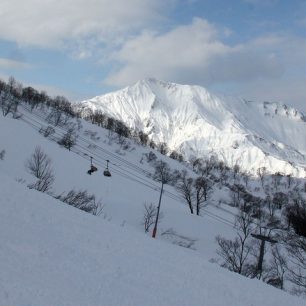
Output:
[
  {"xmin": 1, "ymin": 102, "xmax": 305, "ymax": 304},
  {"xmin": 0, "ymin": 107, "xmax": 235, "ymax": 262},
  {"xmin": 78, "ymin": 78, "xmax": 306, "ymax": 177},
  {"xmin": 0, "ymin": 174, "xmax": 303, "ymax": 306}
]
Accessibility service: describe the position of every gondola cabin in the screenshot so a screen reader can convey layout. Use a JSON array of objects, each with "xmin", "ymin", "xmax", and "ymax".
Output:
[{"xmin": 104, "ymin": 160, "xmax": 111, "ymax": 177}]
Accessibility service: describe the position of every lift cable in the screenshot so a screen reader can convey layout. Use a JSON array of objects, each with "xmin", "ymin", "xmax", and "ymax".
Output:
[{"xmin": 19, "ymin": 105, "xmax": 237, "ymax": 228}]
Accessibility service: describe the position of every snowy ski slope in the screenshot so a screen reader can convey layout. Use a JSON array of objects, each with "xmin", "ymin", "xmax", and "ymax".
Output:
[{"xmin": 0, "ymin": 107, "xmax": 304, "ymax": 305}]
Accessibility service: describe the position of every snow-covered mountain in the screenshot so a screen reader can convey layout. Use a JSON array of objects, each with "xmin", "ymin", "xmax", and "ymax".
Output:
[{"xmin": 78, "ymin": 78, "xmax": 306, "ymax": 177}]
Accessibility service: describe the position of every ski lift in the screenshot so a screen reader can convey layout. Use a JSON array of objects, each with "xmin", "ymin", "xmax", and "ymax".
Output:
[
  {"xmin": 103, "ymin": 160, "xmax": 111, "ymax": 177},
  {"xmin": 87, "ymin": 156, "xmax": 98, "ymax": 175}
]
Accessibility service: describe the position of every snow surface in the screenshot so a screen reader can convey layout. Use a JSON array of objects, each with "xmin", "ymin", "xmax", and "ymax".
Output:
[
  {"xmin": 78, "ymin": 78, "xmax": 306, "ymax": 177},
  {"xmin": 0, "ymin": 108, "xmax": 235, "ymax": 262},
  {"xmin": 0, "ymin": 174, "xmax": 303, "ymax": 306},
  {"xmin": 0, "ymin": 108, "xmax": 304, "ymax": 305}
]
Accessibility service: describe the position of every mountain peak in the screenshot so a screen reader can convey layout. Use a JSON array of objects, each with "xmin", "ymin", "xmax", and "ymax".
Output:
[
  {"xmin": 135, "ymin": 78, "xmax": 181, "ymax": 96},
  {"xmin": 78, "ymin": 80, "xmax": 306, "ymax": 177},
  {"xmin": 141, "ymin": 77, "xmax": 175, "ymax": 86}
]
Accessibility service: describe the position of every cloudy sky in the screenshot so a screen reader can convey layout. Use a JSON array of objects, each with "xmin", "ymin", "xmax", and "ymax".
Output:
[{"xmin": 0, "ymin": 0, "xmax": 305, "ymax": 111}]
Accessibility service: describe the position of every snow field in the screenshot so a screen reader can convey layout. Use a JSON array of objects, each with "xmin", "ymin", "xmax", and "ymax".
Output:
[{"xmin": 0, "ymin": 108, "xmax": 304, "ymax": 305}]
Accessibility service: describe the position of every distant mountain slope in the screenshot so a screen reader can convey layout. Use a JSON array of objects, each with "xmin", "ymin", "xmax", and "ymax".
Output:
[{"xmin": 78, "ymin": 78, "xmax": 306, "ymax": 177}]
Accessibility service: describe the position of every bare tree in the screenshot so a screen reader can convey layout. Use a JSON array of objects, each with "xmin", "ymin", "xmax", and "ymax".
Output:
[
  {"xmin": 169, "ymin": 150, "xmax": 184, "ymax": 162},
  {"xmin": 46, "ymin": 105, "xmax": 71, "ymax": 127},
  {"xmin": 115, "ymin": 120, "xmax": 131, "ymax": 145},
  {"xmin": 216, "ymin": 210, "xmax": 255, "ymax": 276},
  {"xmin": 264, "ymin": 245, "xmax": 287, "ymax": 290},
  {"xmin": 272, "ymin": 192, "xmax": 288, "ymax": 210},
  {"xmin": 285, "ymin": 197, "xmax": 306, "ymax": 237},
  {"xmin": 176, "ymin": 170, "xmax": 194, "ymax": 214},
  {"xmin": 241, "ymin": 171, "xmax": 250, "ymax": 188},
  {"xmin": 190, "ymin": 157, "xmax": 203, "ymax": 172},
  {"xmin": 145, "ymin": 151, "xmax": 157, "ymax": 163},
  {"xmin": 55, "ymin": 190, "xmax": 104, "ymax": 216},
  {"xmin": 230, "ymin": 184, "xmax": 246, "ymax": 207},
  {"xmin": 25, "ymin": 146, "xmax": 55, "ymax": 192},
  {"xmin": 264, "ymin": 195, "xmax": 277, "ymax": 219},
  {"xmin": 269, "ymin": 172, "xmax": 281, "ymax": 191},
  {"xmin": 233, "ymin": 164, "xmax": 240, "ymax": 182},
  {"xmin": 58, "ymin": 127, "xmax": 77, "ymax": 151},
  {"xmin": 217, "ymin": 161, "xmax": 229, "ymax": 184},
  {"xmin": 39, "ymin": 125, "xmax": 55, "ymax": 138},
  {"xmin": 149, "ymin": 139, "xmax": 156, "ymax": 149},
  {"xmin": 153, "ymin": 160, "xmax": 173, "ymax": 185},
  {"xmin": 157, "ymin": 142, "xmax": 169, "ymax": 155},
  {"xmin": 194, "ymin": 176, "xmax": 212, "ymax": 215},
  {"xmin": 142, "ymin": 202, "xmax": 163, "ymax": 233},
  {"xmin": 286, "ymin": 174, "xmax": 292, "ymax": 189},
  {"xmin": 257, "ymin": 167, "xmax": 267, "ymax": 187},
  {"xmin": 176, "ymin": 171, "xmax": 212, "ymax": 215},
  {"xmin": 0, "ymin": 76, "xmax": 21, "ymax": 117},
  {"xmin": 198, "ymin": 157, "xmax": 215, "ymax": 177},
  {"xmin": 286, "ymin": 232, "xmax": 306, "ymax": 293},
  {"xmin": 0, "ymin": 149, "xmax": 5, "ymax": 160}
]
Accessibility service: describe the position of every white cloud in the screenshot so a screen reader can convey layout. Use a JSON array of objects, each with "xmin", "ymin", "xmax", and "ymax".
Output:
[
  {"xmin": 237, "ymin": 77, "xmax": 306, "ymax": 113},
  {"xmin": 103, "ymin": 17, "xmax": 306, "ymax": 110},
  {"xmin": 1, "ymin": 1, "xmax": 305, "ymax": 109},
  {"xmin": 104, "ymin": 18, "xmax": 284, "ymax": 87},
  {"xmin": 0, "ymin": 58, "xmax": 29, "ymax": 69},
  {"xmin": 0, "ymin": 0, "xmax": 163, "ymax": 51}
]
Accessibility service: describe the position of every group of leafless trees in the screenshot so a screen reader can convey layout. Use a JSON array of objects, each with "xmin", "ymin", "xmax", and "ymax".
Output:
[
  {"xmin": 216, "ymin": 210, "xmax": 256, "ymax": 277},
  {"xmin": 142, "ymin": 158, "xmax": 215, "ymax": 238},
  {"xmin": 25, "ymin": 146, "xmax": 103, "ymax": 216},
  {"xmin": 144, "ymin": 152, "xmax": 306, "ymax": 295},
  {"xmin": 79, "ymin": 108, "xmax": 132, "ymax": 146},
  {"xmin": 0, "ymin": 77, "xmax": 22, "ymax": 117},
  {"xmin": 176, "ymin": 170, "xmax": 212, "ymax": 215},
  {"xmin": 0, "ymin": 77, "xmax": 74, "ymax": 119},
  {"xmin": 0, "ymin": 77, "xmax": 82, "ymax": 156},
  {"xmin": 55, "ymin": 189, "xmax": 104, "ymax": 216},
  {"xmin": 214, "ymin": 168, "xmax": 306, "ymax": 295},
  {"xmin": 82, "ymin": 106, "xmax": 164, "ymax": 156},
  {"xmin": 141, "ymin": 158, "xmax": 213, "ymax": 237},
  {"xmin": 79, "ymin": 107, "xmax": 186, "ymax": 159},
  {"xmin": 143, "ymin": 155, "xmax": 248, "ymax": 233}
]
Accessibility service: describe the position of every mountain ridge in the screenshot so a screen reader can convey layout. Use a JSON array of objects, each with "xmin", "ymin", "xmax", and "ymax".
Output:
[{"xmin": 77, "ymin": 78, "xmax": 306, "ymax": 177}]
